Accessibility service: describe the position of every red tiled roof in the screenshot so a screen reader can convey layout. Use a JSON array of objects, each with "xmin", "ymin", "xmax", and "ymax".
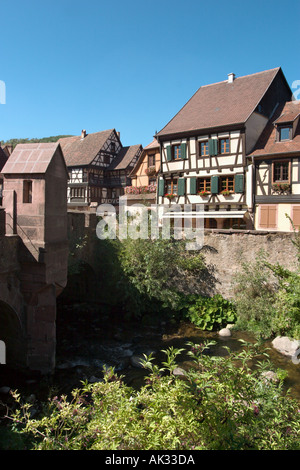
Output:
[
  {"xmin": 157, "ymin": 68, "xmax": 283, "ymax": 137},
  {"xmin": 58, "ymin": 129, "xmax": 114, "ymax": 166},
  {"xmin": 108, "ymin": 144, "xmax": 142, "ymax": 170},
  {"xmin": 273, "ymin": 101, "xmax": 300, "ymax": 124},
  {"xmin": 144, "ymin": 138, "xmax": 159, "ymax": 150},
  {"xmin": 1, "ymin": 142, "xmax": 61, "ymax": 174},
  {"xmin": 250, "ymin": 101, "xmax": 300, "ymax": 158}
]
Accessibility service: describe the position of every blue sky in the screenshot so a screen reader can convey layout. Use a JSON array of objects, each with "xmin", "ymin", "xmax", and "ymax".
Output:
[{"xmin": 1, "ymin": 0, "xmax": 299, "ymax": 147}]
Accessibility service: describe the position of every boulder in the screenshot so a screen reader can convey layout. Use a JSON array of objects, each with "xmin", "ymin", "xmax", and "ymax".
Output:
[
  {"xmin": 130, "ymin": 354, "xmax": 145, "ymax": 369},
  {"xmin": 218, "ymin": 328, "xmax": 231, "ymax": 337},
  {"xmin": 272, "ymin": 336, "xmax": 300, "ymax": 358}
]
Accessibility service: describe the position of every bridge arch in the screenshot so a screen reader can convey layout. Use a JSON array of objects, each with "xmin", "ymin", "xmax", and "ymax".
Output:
[{"xmin": 0, "ymin": 300, "xmax": 26, "ymax": 369}]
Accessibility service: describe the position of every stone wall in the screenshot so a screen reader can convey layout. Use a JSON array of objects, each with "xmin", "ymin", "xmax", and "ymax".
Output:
[
  {"xmin": 67, "ymin": 211, "xmax": 299, "ymax": 301},
  {"xmin": 201, "ymin": 230, "xmax": 298, "ymax": 299}
]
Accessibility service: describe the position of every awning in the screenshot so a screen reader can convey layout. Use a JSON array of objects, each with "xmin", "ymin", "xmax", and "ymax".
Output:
[{"xmin": 162, "ymin": 211, "xmax": 247, "ymax": 219}]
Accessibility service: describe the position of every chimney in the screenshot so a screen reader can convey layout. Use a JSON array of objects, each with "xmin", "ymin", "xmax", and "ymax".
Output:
[
  {"xmin": 81, "ymin": 129, "xmax": 86, "ymax": 139},
  {"xmin": 228, "ymin": 73, "xmax": 236, "ymax": 83}
]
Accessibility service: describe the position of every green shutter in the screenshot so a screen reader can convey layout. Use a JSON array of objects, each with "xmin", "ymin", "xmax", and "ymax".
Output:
[
  {"xmin": 235, "ymin": 174, "xmax": 244, "ymax": 193},
  {"xmin": 158, "ymin": 179, "xmax": 165, "ymax": 197},
  {"xmin": 211, "ymin": 175, "xmax": 219, "ymax": 194},
  {"xmin": 166, "ymin": 145, "xmax": 172, "ymax": 161},
  {"xmin": 213, "ymin": 139, "xmax": 218, "ymax": 155},
  {"xmin": 208, "ymin": 139, "xmax": 218, "ymax": 156},
  {"xmin": 190, "ymin": 177, "xmax": 197, "ymax": 195},
  {"xmin": 178, "ymin": 177, "xmax": 186, "ymax": 196},
  {"xmin": 180, "ymin": 143, "xmax": 187, "ymax": 159}
]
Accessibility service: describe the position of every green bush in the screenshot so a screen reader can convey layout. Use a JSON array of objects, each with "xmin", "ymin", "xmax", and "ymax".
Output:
[
  {"xmin": 5, "ymin": 343, "xmax": 299, "ymax": 450},
  {"xmin": 233, "ymin": 248, "xmax": 300, "ymax": 340},
  {"xmin": 180, "ymin": 294, "xmax": 236, "ymax": 330}
]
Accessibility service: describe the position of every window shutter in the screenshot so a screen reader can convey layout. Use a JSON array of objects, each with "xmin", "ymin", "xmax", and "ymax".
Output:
[
  {"xmin": 209, "ymin": 139, "xmax": 218, "ymax": 156},
  {"xmin": 211, "ymin": 175, "xmax": 219, "ymax": 194},
  {"xmin": 235, "ymin": 174, "xmax": 244, "ymax": 193},
  {"xmin": 213, "ymin": 139, "xmax": 218, "ymax": 155},
  {"xmin": 190, "ymin": 177, "xmax": 197, "ymax": 195},
  {"xmin": 180, "ymin": 143, "xmax": 187, "ymax": 159},
  {"xmin": 158, "ymin": 179, "xmax": 165, "ymax": 197},
  {"xmin": 166, "ymin": 146, "xmax": 172, "ymax": 161},
  {"xmin": 178, "ymin": 177, "xmax": 186, "ymax": 196}
]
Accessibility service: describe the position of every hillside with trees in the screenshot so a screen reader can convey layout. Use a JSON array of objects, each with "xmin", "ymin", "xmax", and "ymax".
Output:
[{"xmin": 1, "ymin": 135, "xmax": 73, "ymax": 149}]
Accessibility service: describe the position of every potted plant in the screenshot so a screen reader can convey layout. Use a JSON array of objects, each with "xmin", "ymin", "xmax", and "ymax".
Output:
[
  {"xmin": 145, "ymin": 166, "xmax": 156, "ymax": 176},
  {"xmin": 272, "ymin": 183, "xmax": 290, "ymax": 193},
  {"xmin": 198, "ymin": 190, "xmax": 210, "ymax": 197},
  {"xmin": 165, "ymin": 193, "xmax": 176, "ymax": 200},
  {"xmin": 221, "ymin": 190, "xmax": 232, "ymax": 196}
]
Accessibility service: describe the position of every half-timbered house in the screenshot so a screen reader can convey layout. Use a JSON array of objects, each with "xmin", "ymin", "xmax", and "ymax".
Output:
[
  {"xmin": 58, "ymin": 129, "xmax": 142, "ymax": 208},
  {"xmin": 155, "ymin": 68, "xmax": 292, "ymax": 229},
  {"xmin": 251, "ymin": 100, "xmax": 300, "ymax": 231},
  {"xmin": 123, "ymin": 138, "xmax": 160, "ymax": 206}
]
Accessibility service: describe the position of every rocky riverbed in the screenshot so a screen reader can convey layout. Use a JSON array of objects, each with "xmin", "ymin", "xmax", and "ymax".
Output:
[{"xmin": 1, "ymin": 301, "xmax": 300, "ymax": 405}]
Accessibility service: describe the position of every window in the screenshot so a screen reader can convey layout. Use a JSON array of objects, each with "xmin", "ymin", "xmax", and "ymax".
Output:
[
  {"xmin": 104, "ymin": 154, "xmax": 110, "ymax": 165},
  {"xmin": 220, "ymin": 138, "xmax": 230, "ymax": 154},
  {"xmin": 166, "ymin": 178, "xmax": 178, "ymax": 195},
  {"xmin": 220, "ymin": 176, "xmax": 234, "ymax": 192},
  {"xmin": 110, "ymin": 142, "xmax": 116, "ymax": 153},
  {"xmin": 279, "ymin": 127, "xmax": 291, "ymax": 141},
  {"xmin": 148, "ymin": 154, "xmax": 155, "ymax": 167},
  {"xmin": 172, "ymin": 145, "xmax": 181, "ymax": 160},
  {"xmin": 23, "ymin": 180, "xmax": 32, "ymax": 203},
  {"xmin": 273, "ymin": 161, "xmax": 290, "ymax": 183},
  {"xmin": 149, "ymin": 178, "xmax": 156, "ymax": 186},
  {"xmin": 198, "ymin": 177, "xmax": 211, "ymax": 193},
  {"xmin": 199, "ymin": 141, "xmax": 209, "ymax": 157}
]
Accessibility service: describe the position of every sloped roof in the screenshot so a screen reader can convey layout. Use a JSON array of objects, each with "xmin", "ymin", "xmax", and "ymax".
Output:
[
  {"xmin": 144, "ymin": 139, "xmax": 159, "ymax": 150},
  {"xmin": 1, "ymin": 142, "xmax": 62, "ymax": 174},
  {"xmin": 250, "ymin": 101, "xmax": 300, "ymax": 158},
  {"xmin": 273, "ymin": 100, "xmax": 300, "ymax": 124},
  {"xmin": 157, "ymin": 68, "xmax": 284, "ymax": 138},
  {"xmin": 58, "ymin": 129, "xmax": 114, "ymax": 166},
  {"xmin": 108, "ymin": 144, "xmax": 142, "ymax": 170}
]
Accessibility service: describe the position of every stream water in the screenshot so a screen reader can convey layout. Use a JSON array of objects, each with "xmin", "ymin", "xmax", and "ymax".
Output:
[
  {"xmin": 1, "ymin": 301, "xmax": 300, "ymax": 405},
  {"xmin": 52, "ymin": 302, "xmax": 300, "ymax": 401}
]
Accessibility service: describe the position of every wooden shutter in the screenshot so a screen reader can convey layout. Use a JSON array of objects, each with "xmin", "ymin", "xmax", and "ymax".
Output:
[
  {"xmin": 235, "ymin": 174, "xmax": 244, "ymax": 193},
  {"xmin": 211, "ymin": 175, "xmax": 219, "ymax": 194},
  {"xmin": 166, "ymin": 146, "xmax": 172, "ymax": 162},
  {"xmin": 178, "ymin": 178, "xmax": 186, "ymax": 196},
  {"xmin": 208, "ymin": 139, "xmax": 218, "ymax": 156},
  {"xmin": 259, "ymin": 205, "xmax": 277, "ymax": 229},
  {"xmin": 180, "ymin": 143, "xmax": 187, "ymax": 159},
  {"xmin": 292, "ymin": 205, "xmax": 300, "ymax": 228},
  {"xmin": 190, "ymin": 177, "xmax": 197, "ymax": 195},
  {"xmin": 158, "ymin": 179, "xmax": 165, "ymax": 197}
]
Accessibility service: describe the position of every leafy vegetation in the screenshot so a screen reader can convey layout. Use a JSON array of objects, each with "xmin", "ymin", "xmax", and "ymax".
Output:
[
  {"xmin": 180, "ymin": 294, "xmax": 236, "ymax": 330},
  {"xmin": 2, "ymin": 343, "xmax": 299, "ymax": 450},
  {"xmin": 2, "ymin": 135, "xmax": 73, "ymax": 149},
  {"xmin": 232, "ymin": 218, "xmax": 300, "ymax": 340}
]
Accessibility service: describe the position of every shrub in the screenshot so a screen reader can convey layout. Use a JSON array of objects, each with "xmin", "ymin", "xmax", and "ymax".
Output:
[
  {"xmin": 4, "ymin": 344, "xmax": 300, "ymax": 450},
  {"xmin": 183, "ymin": 294, "xmax": 236, "ymax": 330}
]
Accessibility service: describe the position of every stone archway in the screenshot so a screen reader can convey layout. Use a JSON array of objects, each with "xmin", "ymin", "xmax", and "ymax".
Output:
[{"xmin": 0, "ymin": 300, "xmax": 26, "ymax": 369}]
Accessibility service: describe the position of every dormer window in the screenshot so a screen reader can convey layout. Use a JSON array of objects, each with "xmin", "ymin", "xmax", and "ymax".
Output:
[{"xmin": 279, "ymin": 126, "xmax": 292, "ymax": 141}]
